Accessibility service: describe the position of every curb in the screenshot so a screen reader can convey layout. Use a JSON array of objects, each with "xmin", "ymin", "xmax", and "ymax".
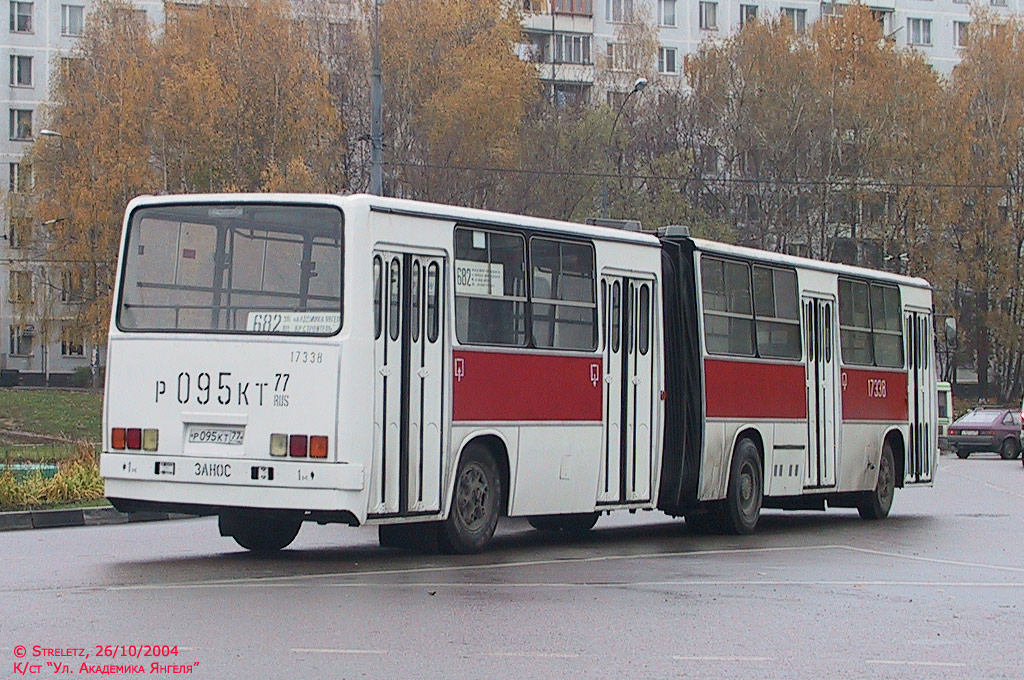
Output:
[{"xmin": 0, "ymin": 506, "xmax": 193, "ymax": 532}]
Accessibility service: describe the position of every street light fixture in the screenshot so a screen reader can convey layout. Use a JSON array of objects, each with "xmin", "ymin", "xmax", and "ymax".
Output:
[
  {"xmin": 602, "ymin": 77, "xmax": 648, "ymax": 218},
  {"xmin": 39, "ymin": 129, "xmax": 63, "ymax": 138}
]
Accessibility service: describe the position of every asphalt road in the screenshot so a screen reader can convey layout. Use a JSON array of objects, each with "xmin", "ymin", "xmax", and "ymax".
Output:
[{"xmin": 3, "ymin": 452, "xmax": 1023, "ymax": 680}]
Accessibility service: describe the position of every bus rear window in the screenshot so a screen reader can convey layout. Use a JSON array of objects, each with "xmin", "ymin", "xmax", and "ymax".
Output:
[{"xmin": 118, "ymin": 203, "xmax": 343, "ymax": 334}]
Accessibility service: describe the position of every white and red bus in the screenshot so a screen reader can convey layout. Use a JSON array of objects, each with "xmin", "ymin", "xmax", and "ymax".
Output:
[{"xmin": 101, "ymin": 194, "xmax": 935, "ymax": 552}]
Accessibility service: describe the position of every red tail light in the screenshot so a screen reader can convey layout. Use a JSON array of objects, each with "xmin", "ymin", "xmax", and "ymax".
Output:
[
  {"xmin": 126, "ymin": 428, "xmax": 143, "ymax": 450},
  {"xmin": 309, "ymin": 436, "xmax": 328, "ymax": 458},
  {"xmin": 111, "ymin": 428, "xmax": 126, "ymax": 450},
  {"xmin": 289, "ymin": 434, "xmax": 308, "ymax": 457}
]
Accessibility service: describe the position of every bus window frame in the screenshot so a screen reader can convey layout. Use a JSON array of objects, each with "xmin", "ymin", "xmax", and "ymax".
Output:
[{"xmin": 115, "ymin": 201, "xmax": 344, "ymax": 337}]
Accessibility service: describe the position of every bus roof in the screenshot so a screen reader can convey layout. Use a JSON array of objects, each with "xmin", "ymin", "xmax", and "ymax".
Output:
[
  {"xmin": 689, "ymin": 237, "xmax": 932, "ymax": 291},
  {"xmin": 125, "ymin": 193, "xmax": 663, "ymax": 248}
]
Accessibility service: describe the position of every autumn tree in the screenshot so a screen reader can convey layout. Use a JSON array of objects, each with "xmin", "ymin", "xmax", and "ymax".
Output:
[
  {"xmin": 379, "ymin": 0, "xmax": 539, "ymax": 204},
  {"xmin": 25, "ymin": 0, "xmax": 345, "ymax": 341}
]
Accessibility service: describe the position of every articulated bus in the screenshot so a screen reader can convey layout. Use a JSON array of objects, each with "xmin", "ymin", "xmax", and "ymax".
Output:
[{"xmin": 101, "ymin": 194, "xmax": 936, "ymax": 552}]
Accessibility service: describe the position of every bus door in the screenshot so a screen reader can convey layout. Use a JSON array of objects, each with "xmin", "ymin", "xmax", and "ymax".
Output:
[
  {"xmin": 371, "ymin": 250, "xmax": 446, "ymax": 516},
  {"xmin": 905, "ymin": 310, "xmax": 933, "ymax": 483},
  {"xmin": 803, "ymin": 295, "xmax": 838, "ymax": 488},
  {"xmin": 599, "ymin": 275, "xmax": 656, "ymax": 504}
]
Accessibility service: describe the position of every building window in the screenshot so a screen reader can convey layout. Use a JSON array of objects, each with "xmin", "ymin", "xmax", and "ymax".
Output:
[
  {"xmin": 739, "ymin": 4, "xmax": 758, "ymax": 28},
  {"xmin": 658, "ymin": 0, "xmax": 676, "ymax": 26},
  {"xmin": 699, "ymin": 1, "xmax": 717, "ymax": 30},
  {"xmin": 606, "ymin": 42, "xmax": 625, "ymax": 71},
  {"xmin": 954, "ymin": 21, "xmax": 969, "ymax": 48},
  {"xmin": 782, "ymin": 7, "xmax": 806, "ymax": 34},
  {"xmin": 9, "ymin": 0, "xmax": 32, "ymax": 32},
  {"xmin": 9, "ymin": 55, "xmax": 31, "ymax": 87},
  {"xmin": 8, "ymin": 215, "xmax": 30, "ymax": 248},
  {"xmin": 9, "ymin": 325, "xmax": 32, "ymax": 356},
  {"xmin": 908, "ymin": 18, "xmax": 931, "ymax": 46},
  {"xmin": 61, "ymin": 4, "xmax": 83, "ymax": 36},
  {"xmin": 990, "ymin": 0, "xmax": 1007, "ymax": 6},
  {"xmin": 9, "ymin": 161, "xmax": 31, "ymax": 192},
  {"xmin": 530, "ymin": 238, "xmax": 597, "ymax": 351},
  {"xmin": 9, "ymin": 108, "xmax": 32, "ymax": 141},
  {"xmin": 61, "ymin": 268, "xmax": 86, "ymax": 303},
  {"xmin": 554, "ymin": 33, "xmax": 591, "ymax": 64},
  {"xmin": 61, "ymin": 327, "xmax": 84, "ymax": 357},
  {"xmin": 553, "ymin": 0, "xmax": 593, "ymax": 15},
  {"xmin": 606, "ymin": 0, "xmax": 632, "ymax": 23},
  {"xmin": 9, "ymin": 270, "xmax": 32, "ymax": 304},
  {"xmin": 658, "ymin": 46, "xmax": 678, "ymax": 74}
]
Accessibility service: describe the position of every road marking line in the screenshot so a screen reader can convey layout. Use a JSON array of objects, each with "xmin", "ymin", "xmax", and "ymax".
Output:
[
  {"xmin": 941, "ymin": 467, "xmax": 1024, "ymax": 501},
  {"xmin": 291, "ymin": 648, "xmax": 387, "ymax": 655},
  {"xmin": 841, "ymin": 545, "xmax": 1024, "ymax": 574},
  {"xmin": 480, "ymin": 651, "xmax": 579, "ymax": 659},
  {"xmin": 866, "ymin": 660, "xmax": 966, "ymax": 668},
  {"xmin": 672, "ymin": 655, "xmax": 772, "ymax": 662}
]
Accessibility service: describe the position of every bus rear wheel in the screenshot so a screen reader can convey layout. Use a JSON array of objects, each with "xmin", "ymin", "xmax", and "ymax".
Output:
[
  {"xmin": 219, "ymin": 511, "xmax": 301, "ymax": 553},
  {"xmin": 527, "ymin": 513, "xmax": 600, "ymax": 535},
  {"xmin": 720, "ymin": 438, "xmax": 763, "ymax": 535},
  {"xmin": 439, "ymin": 445, "xmax": 502, "ymax": 554},
  {"xmin": 858, "ymin": 442, "xmax": 895, "ymax": 520}
]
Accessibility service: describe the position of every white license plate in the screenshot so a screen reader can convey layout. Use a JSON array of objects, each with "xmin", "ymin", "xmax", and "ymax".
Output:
[
  {"xmin": 187, "ymin": 426, "xmax": 244, "ymax": 445},
  {"xmin": 960, "ymin": 430, "xmax": 978, "ymax": 436}
]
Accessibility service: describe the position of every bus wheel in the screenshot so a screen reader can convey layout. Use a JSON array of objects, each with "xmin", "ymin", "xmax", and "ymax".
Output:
[
  {"xmin": 219, "ymin": 511, "xmax": 301, "ymax": 553},
  {"xmin": 527, "ymin": 513, "xmax": 599, "ymax": 535},
  {"xmin": 999, "ymin": 438, "xmax": 1019, "ymax": 460},
  {"xmin": 858, "ymin": 442, "xmax": 895, "ymax": 520},
  {"xmin": 439, "ymin": 445, "xmax": 502, "ymax": 554},
  {"xmin": 721, "ymin": 439, "xmax": 763, "ymax": 535}
]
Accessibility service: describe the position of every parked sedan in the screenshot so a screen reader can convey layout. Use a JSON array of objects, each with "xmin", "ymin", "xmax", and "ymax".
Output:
[{"xmin": 947, "ymin": 406, "xmax": 1023, "ymax": 460}]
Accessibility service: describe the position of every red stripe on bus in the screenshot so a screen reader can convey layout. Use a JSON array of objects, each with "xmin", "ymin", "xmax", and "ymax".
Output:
[
  {"xmin": 704, "ymin": 358, "xmax": 807, "ymax": 419},
  {"xmin": 452, "ymin": 350, "xmax": 603, "ymax": 422},
  {"xmin": 841, "ymin": 368, "xmax": 908, "ymax": 421}
]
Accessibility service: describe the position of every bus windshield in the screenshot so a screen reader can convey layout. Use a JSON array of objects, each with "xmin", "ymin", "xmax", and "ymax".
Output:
[{"xmin": 117, "ymin": 203, "xmax": 343, "ymax": 335}]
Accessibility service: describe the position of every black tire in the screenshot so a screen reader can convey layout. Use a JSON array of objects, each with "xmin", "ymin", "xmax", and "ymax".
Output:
[
  {"xmin": 858, "ymin": 442, "xmax": 896, "ymax": 520},
  {"xmin": 438, "ymin": 444, "xmax": 502, "ymax": 554},
  {"xmin": 720, "ymin": 438, "xmax": 763, "ymax": 535},
  {"xmin": 527, "ymin": 513, "xmax": 599, "ymax": 535},
  {"xmin": 955, "ymin": 448, "xmax": 970, "ymax": 459},
  {"xmin": 999, "ymin": 438, "xmax": 1019, "ymax": 460},
  {"xmin": 219, "ymin": 511, "xmax": 301, "ymax": 553}
]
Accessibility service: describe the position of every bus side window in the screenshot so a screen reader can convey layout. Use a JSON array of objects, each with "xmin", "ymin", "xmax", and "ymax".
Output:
[
  {"xmin": 454, "ymin": 228, "xmax": 527, "ymax": 346},
  {"xmin": 611, "ymin": 280, "xmax": 621, "ymax": 353},
  {"xmin": 426, "ymin": 262, "xmax": 439, "ymax": 343},
  {"xmin": 410, "ymin": 261, "xmax": 421, "ymax": 343},
  {"xmin": 530, "ymin": 237, "xmax": 597, "ymax": 351},
  {"xmin": 389, "ymin": 258, "xmax": 401, "ymax": 341},
  {"xmin": 638, "ymin": 283, "xmax": 650, "ymax": 356},
  {"xmin": 373, "ymin": 255, "xmax": 382, "ymax": 340},
  {"xmin": 870, "ymin": 283, "xmax": 903, "ymax": 368}
]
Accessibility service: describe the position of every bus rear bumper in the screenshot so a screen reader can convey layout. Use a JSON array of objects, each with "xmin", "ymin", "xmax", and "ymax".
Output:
[{"xmin": 101, "ymin": 453, "xmax": 366, "ymax": 520}]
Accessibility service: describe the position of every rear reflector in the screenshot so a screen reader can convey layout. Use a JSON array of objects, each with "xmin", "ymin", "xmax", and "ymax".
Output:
[
  {"xmin": 289, "ymin": 434, "xmax": 308, "ymax": 458},
  {"xmin": 309, "ymin": 436, "xmax": 328, "ymax": 459},
  {"xmin": 111, "ymin": 428, "xmax": 126, "ymax": 450},
  {"xmin": 142, "ymin": 429, "xmax": 159, "ymax": 452},
  {"xmin": 126, "ymin": 428, "xmax": 143, "ymax": 450},
  {"xmin": 270, "ymin": 433, "xmax": 288, "ymax": 457}
]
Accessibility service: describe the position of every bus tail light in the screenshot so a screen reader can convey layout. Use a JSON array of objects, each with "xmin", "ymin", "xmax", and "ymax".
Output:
[
  {"xmin": 310, "ymin": 436, "xmax": 328, "ymax": 459},
  {"xmin": 270, "ymin": 434, "xmax": 288, "ymax": 457},
  {"xmin": 111, "ymin": 428, "xmax": 126, "ymax": 450},
  {"xmin": 142, "ymin": 429, "xmax": 159, "ymax": 451},
  {"xmin": 289, "ymin": 435, "xmax": 308, "ymax": 458},
  {"xmin": 126, "ymin": 428, "xmax": 143, "ymax": 450},
  {"xmin": 112, "ymin": 427, "xmax": 159, "ymax": 451}
]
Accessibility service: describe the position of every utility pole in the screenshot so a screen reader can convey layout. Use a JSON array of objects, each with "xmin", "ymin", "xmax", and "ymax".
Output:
[{"xmin": 370, "ymin": 0, "xmax": 383, "ymax": 195}]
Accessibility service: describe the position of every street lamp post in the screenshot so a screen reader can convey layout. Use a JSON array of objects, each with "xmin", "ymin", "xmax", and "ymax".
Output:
[
  {"xmin": 601, "ymin": 77, "xmax": 647, "ymax": 218},
  {"xmin": 370, "ymin": 0, "xmax": 383, "ymax": 195}
]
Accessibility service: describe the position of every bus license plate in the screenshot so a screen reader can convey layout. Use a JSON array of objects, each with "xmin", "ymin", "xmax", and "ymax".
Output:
[{"xmin": 188, "ymin": 426, "xmax": 244, "ymax": 445}]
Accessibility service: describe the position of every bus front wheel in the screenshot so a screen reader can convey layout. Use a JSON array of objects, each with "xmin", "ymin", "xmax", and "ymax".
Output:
[
  {"xmin": 219, "ymin": 511, "xmax": 301, "ymax": 553},
  {"xmin": 439, "ymin": 445, "xmax": 502, "ymax": 554}
]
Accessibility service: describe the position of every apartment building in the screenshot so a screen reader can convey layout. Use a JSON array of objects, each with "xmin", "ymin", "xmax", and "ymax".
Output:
[
  {"xmin": 1, "ymin": 0, "xmax": 161, "ymax": 385},
  {"xmin": 523, "ymin": 0, "xmax": 1013, "ymax": 102}
]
